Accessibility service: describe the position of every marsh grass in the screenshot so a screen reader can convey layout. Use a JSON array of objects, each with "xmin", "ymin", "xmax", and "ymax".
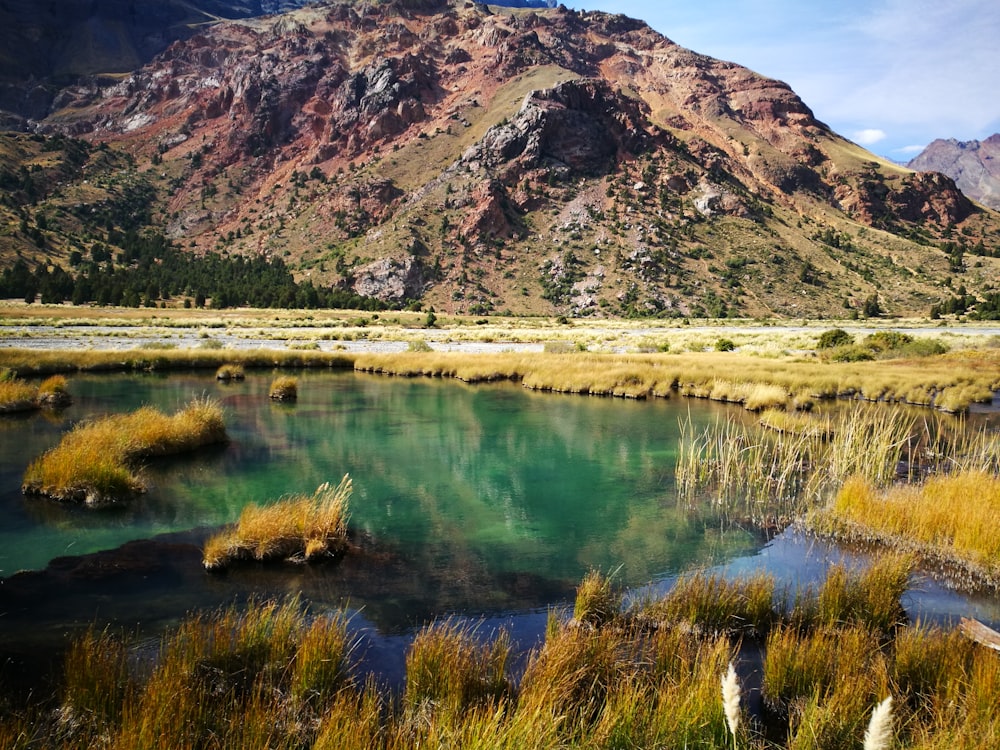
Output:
[
  {"xmin": 0, "ymin": 372, "xmax": 71, "ymax": 413},
  {"xmin": 203, "ymin": 476, "xmax": 351, "ymax": 570},
  {"xmin": 10, "ymin": 560, "xmax": 1000, "ymax": 749},
  {"xmin": 215, "ymin": 363, "xmax": 245, "ymax": 381},
  {"xmin": 639, "ymin": 571, "xmax": 778, "ymax": 637},
  {"xmin": 0, "ymin": 377, "xmax": 39, "ymax": 413},
  {"xmin": 573, "ymin": 569, "xmax": 622, "ymax": 627},
  {"xmin": 677, "ymin": 403, "xmax": 997, "ymax": 534},
  {"xmin": 403, "ymin": 619, "xmax": 511, "ymax": 718},
  {"xmin": 21, "ymin": 396, "xmax": 227, "ymax": 503},
  {"xmin": 269, "ymin": 375, "xmax": 299, "ymax": 401},
  {"xmin": 813, "ymin": 472, "xmax": 1000, "ymax": 585}
]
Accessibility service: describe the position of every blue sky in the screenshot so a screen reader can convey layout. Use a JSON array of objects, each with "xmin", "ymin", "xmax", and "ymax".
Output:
[{"xmin": 569, "ymin": 0, "xmax": 1000, "ymax": 162}]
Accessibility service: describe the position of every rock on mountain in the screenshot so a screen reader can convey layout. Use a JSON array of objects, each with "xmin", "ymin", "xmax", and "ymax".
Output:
[
  {"xmin": 907, "ymin": 135, "xmax": 1000, "ymax": 211},
  {"xmin": 3, "ymin": 0, "xmax": 999, "ymax": 318}
]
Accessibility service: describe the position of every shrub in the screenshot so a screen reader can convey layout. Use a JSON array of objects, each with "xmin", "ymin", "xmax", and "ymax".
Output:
[
  {"xmin": 864, "ymin": 331, "xmax": 913, "ymax": 352},
  {"xmin": 817, "ymin": 328, "xmax": 853, "ymax": 349},
  {"xmin": 714, "ymin": 338, "xmax": 736, "ymax": 352}
]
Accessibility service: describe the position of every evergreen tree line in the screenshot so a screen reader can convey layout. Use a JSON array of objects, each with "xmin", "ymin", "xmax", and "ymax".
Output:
[{"xmin": 0, "ymin": 232, "xmax": 394, "ymax": 311}]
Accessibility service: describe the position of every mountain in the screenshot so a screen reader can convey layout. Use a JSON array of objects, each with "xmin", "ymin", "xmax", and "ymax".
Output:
[
  {"xmin": 907, "ymin": 135, "xmax": 1000, "ymax": 211},
  {"xmin": 2, "ymin": 0, "xmax": 999, "ymax": 318}
]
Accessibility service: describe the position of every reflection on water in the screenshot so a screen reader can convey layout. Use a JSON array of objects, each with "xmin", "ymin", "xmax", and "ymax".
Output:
[{"xmin": 0, "ymin": 371, "xmax": 754, "ymax": 580}]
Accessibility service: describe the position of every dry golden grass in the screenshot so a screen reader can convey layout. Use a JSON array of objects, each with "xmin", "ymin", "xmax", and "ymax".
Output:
[
  {"xmin": 203, "ymin": 476, "xmax": 351, "ymax": 570},
  {"xmin": 11, "ymin": 561, "xmax": 1000, "ymax": 750},
  {"xmin": 215, "ymin": 363, "xmax": 245, "ymax": 381},
  {"xmin": 22, "ymin": 397, "xmax": 227, "ymax": 503},
  {"xmin": 813, "ymin": 471, "xmax": 1000, "ymax": 584},
  {"xmin": 354, "ymin": 349, "xmax": 1000, "ymax": 414},
  {"xmin": 269, "ymin": 375, "xmax": 299, "ymax": 401},
  {"xmin": 0, "ymin": 376, "xmax": 38, "ymax": 412}
]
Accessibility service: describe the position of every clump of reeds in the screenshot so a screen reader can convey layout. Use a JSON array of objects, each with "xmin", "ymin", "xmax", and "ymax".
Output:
[
  {"xmin": 35, "ymin": 375, "xmax": 72, "ymax": 408},
  {"xmin": 215, "ymin": 363, "xmax": 245, "ymax": 381},
  {"xmin": 21, "ymin": 397, "xmax": 227, "ymax": 504},
  {"xmin": 16, "ymin": 562, "xmax": 1000, "ymax": 750},
  {"xmin": 202, "ymin": 476, "xmax": 351, "ymax": 570},
  {"xmin": 403, "ymin": 619, "xmax": 511, "ymax": 718},
  {"xmin": 0, "ymin": 371, "xmax": 71, "ymax": 413},
  {"xmin": 641, "ymin": 570, "xmax": 778, "ymax": 637},
  {"xmin": 269, "ymin": 375, "xmax": 298, "ymax": 401},
  {"xmin": 573, "ymin": 569, "xmax": 621, "ymax": 627}
]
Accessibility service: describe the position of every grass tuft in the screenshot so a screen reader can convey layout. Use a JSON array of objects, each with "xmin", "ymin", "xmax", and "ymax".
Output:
[
  {"xmin": 215, "ymin": 363, "xmax": 245, "ymax": 381},
  {"xmin": 22, "ymin": 397, "xmax": 226, "ymax": 503},
  {"xmin": 269, "ymin": 375, "xmax": 298, "ymax": 400},
  {"xmin": 203, "ymin": 476, "xmax": 351, "ymax": 570}
]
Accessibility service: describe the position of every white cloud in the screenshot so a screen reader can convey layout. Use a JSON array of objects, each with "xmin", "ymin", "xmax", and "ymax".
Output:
[
  {"xmin": 895, "ymin": 144, "xmax": 928, "ymax": 156},
  {"xmin": 853, "ymin": 129, "xmax": 887, "ymax": 146}
]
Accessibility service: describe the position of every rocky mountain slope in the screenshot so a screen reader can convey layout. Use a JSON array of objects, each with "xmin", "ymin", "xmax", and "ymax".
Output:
[
  {"xmin": 3, "ymin": 0, "xmax": 1000, "ymax": 317},
  {"xmin": 908, "ymin": 135, "xmax": 1000, "ymax": 211}
]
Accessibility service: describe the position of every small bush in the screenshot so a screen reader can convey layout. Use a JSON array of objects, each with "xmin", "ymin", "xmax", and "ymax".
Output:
[
  {"xmin": 826, "ymin": 344, "xmax": 875, "ymax": 362},
  {"xmin": 714, "ymin": 338, "xmax": 736, "ymax": 352},
  {"xmin": 817, "ymin": 328, "xmax": 853, "ymax": 349},
  {"xmin": 864, "ymin": 331, "xmax": 913, "ymax": 352},
  {"xmin": 407, "ymin": 339, "xmax": 434, "ymax": 352}
]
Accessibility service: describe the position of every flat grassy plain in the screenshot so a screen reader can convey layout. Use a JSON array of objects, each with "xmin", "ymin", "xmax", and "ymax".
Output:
[{"xmin": 2, "ymin": 304, "xmax": 999, "ymax": 413}]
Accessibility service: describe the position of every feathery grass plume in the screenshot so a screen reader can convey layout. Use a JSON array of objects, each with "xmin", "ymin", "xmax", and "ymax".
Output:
[
  {"xmin": 269, "ymin": 375, "xmax": 298, "ymax": 401},
  {"xmin": 203, "ymin": 476, "xmax": 351, "ymax": 570},
  {"xmin": 863, "ymin": 696, "xmax": 893, "ymax": 750},
  {"xmin": 721, "ymin": 661, "xmax": 741, "ymax": 746}
]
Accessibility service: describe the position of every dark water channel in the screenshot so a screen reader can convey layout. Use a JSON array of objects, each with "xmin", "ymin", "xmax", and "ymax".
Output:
[{"xmin": 1, "ymin": 370, "xmax": 998, "ymax": 699}]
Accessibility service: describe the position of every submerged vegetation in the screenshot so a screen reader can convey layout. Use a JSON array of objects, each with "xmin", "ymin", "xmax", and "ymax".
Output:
[
  {"xmin": 203, "ymin": 477, "xmax": 352, "ymax": 570},
  {"xmin": 6, "ymin": 560, "xmax": 1000, "ymax": 749},
  {"xmin": 21, "ymin": 397, "xmax": 227, "ymax": 504}
]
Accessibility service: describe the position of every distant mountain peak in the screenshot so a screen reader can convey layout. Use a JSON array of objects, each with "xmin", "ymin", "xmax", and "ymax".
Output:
[{"xmin": 908, "ymin": 135, "xmax": 1000, "ymax": 210}]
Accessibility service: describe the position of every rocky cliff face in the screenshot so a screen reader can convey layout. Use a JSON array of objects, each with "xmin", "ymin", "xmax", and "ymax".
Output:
[
  {"xmin": 907, "ymin": 135, "xmax": 1000, "ymax": 211},
  {"xmin": 3, "ymin": 0, "xmax": 999, "ymax": 317}
]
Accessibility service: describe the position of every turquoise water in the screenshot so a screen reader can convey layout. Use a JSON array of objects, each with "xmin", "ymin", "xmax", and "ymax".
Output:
[
  {"xmin": 0, "ymin": 370, "xmax": 755, "ymax": 584},
  {"xmin": 3, "ymin": 370, "xmax": 1000, "ymax": 698}
]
